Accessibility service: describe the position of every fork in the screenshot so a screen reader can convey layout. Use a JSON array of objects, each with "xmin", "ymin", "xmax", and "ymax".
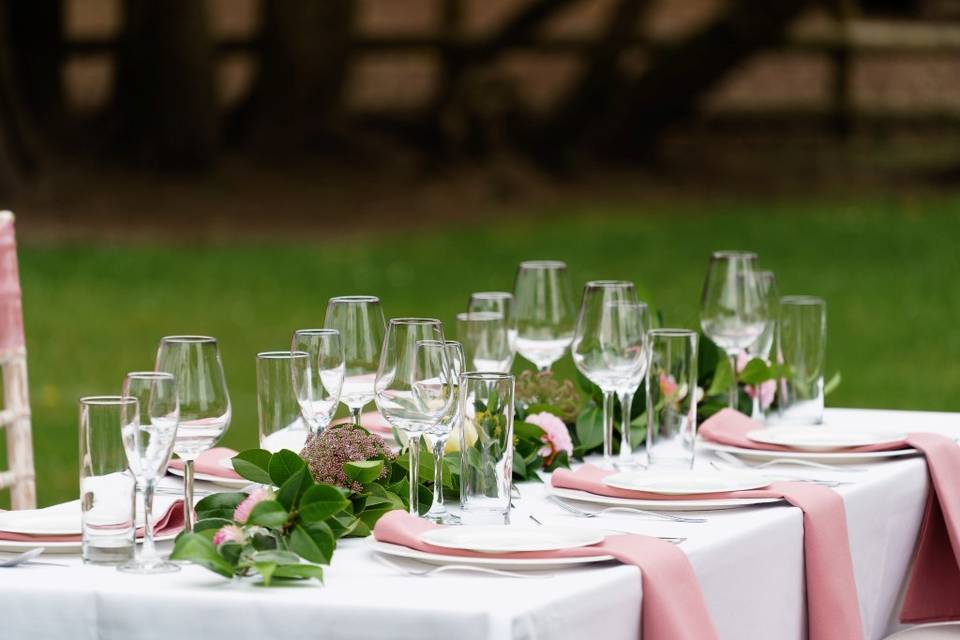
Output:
[
  {"xmin": 713, "ymin": 450, "xmax": 864, "ymax": 473},
  {"xmin": 374, "ymin": 554, "xmax": 552, "ymax": 579},
  {"xmin": 528, "ymin": 515, "xmax": 686, "ymax": 544},
  {"xmin": 708, "ymin": 461, "xmax": 849, "ymax": 487},
  {"xmin": 548, "ymin": 495, "xmax": 706, "ymax": 524}
]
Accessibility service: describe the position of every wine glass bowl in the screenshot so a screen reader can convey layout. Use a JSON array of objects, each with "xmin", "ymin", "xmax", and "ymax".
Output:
[
  {"xmin": 290, "ymin": 328, "xmax": 345, "ymax": 435},
  {"xmin": 324, "ymin": 296, "xmax": 385, "ymax": 425},
  {"xmin": 512, "ymin": 260, "xmax": 576, "ymax": 372}
]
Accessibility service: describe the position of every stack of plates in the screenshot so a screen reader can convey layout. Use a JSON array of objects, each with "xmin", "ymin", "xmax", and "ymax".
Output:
[{"xmin": 702, "ymin": 426, "xmax": 914, "ymax": 464}]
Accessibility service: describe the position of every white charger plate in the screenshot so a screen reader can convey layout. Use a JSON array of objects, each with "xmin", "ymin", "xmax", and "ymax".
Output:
[
  {"xmin": 419, "ymin": 526, "xmax": 604, "ymax": 554},
  {"xmin": 546, "ymin": 483, "xmax": 780, "ymax": 511},
  {"xmin": 369, "ymin": 539, "xmax": 614, "ymax": 570},
  {"xmin": 0, "ymin": 531, "xmax": 179, "ymax": 555},
  {"xmin": 603, "ymin": 470, "xmax": 771, "ymax": 495},
  {"xmin": 700, "ymin": 440, "xmax": 917, "ymax": 465},
  {"xmin": 167, "ymin": 467, "xmax": 250, "ymax": 489},
  {"xmin": 746, "ymin": 426, "xmax": 907, "ymax": 452}
]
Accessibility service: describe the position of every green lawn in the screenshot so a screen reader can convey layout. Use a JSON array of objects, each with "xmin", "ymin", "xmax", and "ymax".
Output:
[{"xmin": 8, "ymin": 195, "xmax": 960, "ymax": 508}]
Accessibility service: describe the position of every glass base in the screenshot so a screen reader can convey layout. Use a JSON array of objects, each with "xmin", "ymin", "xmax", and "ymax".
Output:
[
  {"xmin": 425, "ymin": 510, "xmax": 461, "ymax": 525},
  {"xmin": 117, "ymin": 559, "xmax": 181, "ymax": 574}
]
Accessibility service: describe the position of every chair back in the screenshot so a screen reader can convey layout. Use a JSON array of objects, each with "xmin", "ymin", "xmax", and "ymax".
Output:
[{"xmin": 0, "ymin": 211, "xmax": 34, "ymax": 509}]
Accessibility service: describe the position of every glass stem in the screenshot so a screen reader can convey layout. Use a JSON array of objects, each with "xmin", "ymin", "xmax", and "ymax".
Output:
[
  {"xmin": 602, "ymin": 390, "xmax": 616, "ymax": 462},
  {"xmin": 728, "ymin": 352, "xmax": 740, "ymax": 410},
  {"xmin": 351, "ymin": 406, "xmax": 362, "ymax": 426},
  {"xmin": 431, "ymin": 436, "xmax": 446, "ymax": 511},
  {"xmin": 141, "ymin": 478, "xmax": 157, "ymax": 565},
  {"xmin": 408, "ymin": 434, "xmax": 421, "ymax": 515},
  {"xmin": 618, "ymin": 391, "xmax": 633, "ymax": 461},
  {"xmin": 751, "ymin": 392, "xmax": 762, "ymax": 421},
  {"xmin": 183, "ymin": 460, "xmax": 195, "ymax": 533}
]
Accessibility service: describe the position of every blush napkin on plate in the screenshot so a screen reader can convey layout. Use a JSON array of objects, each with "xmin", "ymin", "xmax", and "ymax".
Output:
[
  {"xmin": 552, "ymin": 464, "xmax": 865, "ymax": 640},
  {"xmin": 701, "ymin": 408, "xmax": 960, "ymax": 624},
  {"xmin": 168, "ymin": 447, "xmax": 242, "ymax": 479},
  {"xmin": 374, "ymin": 510, "xmax": 719, "ymax": 640},
  {"xmin": 0, "ymin": 497, "xmax": 185, "ymax": 542}
]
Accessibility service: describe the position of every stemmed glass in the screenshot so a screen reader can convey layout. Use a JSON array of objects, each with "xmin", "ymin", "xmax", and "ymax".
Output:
[
  {"xmin": 606, "ymin": 301, "xmax": 651, "ymax": 466},
  {"xmin": 571, "ymin": 280, "xmax": 638, "ymax": 464},
  {"xmin": 374, "ymin": 319, "xmax": 453, "ymax": 516},
  {"xmin": 119, "ymin": 372, "xmax": 179, "ymax": 573},
  {"xmin": 290, "ymin": 329, "xmax": 345, "ymax": 435},
  {"xmin": 700, "ymin": 252, "xmax": 768, "ymax": 410},
  {"xmin": 745, "ymin": 271, "xmax": 779, "ymax": 419},
  {"xmin": 424, "ymin": 340, "xmax": 464, "ymax": 524},
  {"xmin": 456, "ymin": 311, "xmax": 512, "ymax": 373},
  {"xmin": 155, "ymin": 336, "xmax": 231, "ymax": 532},
  {"xmin": 324, "ymin": 296, "xmax": 385, "ymax": 426},
  {"xmin": 512, "ymin": 260, "xmax": 576, "ymax": 371},
  {"xmin": 468, "ymin": 291, "xmax": 516, "ymax": 359}
]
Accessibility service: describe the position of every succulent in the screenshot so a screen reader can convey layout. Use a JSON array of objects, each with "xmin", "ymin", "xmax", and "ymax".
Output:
[
  {"xmin": 515, "ymin": 370, "xmax": 583, "ymax": 423},
  {"xmin": 299, "ymin": 424, "xmax": 395, "ymax": 492}
]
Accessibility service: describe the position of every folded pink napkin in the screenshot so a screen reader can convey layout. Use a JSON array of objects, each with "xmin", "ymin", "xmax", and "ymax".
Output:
[
  {"xmin": 701, "ymin": 409, "xmax": 960, "ymax": 624},
  {"xmin": 332, "ymin": 412, "xmax": 393, "ymax": 436},
  {"xmin": 552, "ymin": 464, "xmax": 864, "ymax": 640},
  {"xmin": 374, "ymin": 509, "xmax": 718, "ymax": 640},
  {"xmin": 0, "ymin": 499, "xmax": 185, "ymax": 542},
  {"xmin": 167, "ymin": 447, "xmax": 241, "ymax": 479}
]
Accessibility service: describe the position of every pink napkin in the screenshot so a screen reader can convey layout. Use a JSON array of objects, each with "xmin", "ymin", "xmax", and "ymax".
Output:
[
  {"xmin": 552, "ymin": 464, "xmax": 865, "ymax": 640},
  {"xmin": 167, "ymin": 447, "xmax": 242, "ymax": 479},
  {"xmin": 332, "ymin": 412, "xmax": 393, "ymax": 436},
  {"xmin": 374, "ymin": 510, "xmax": 718, "ymax": 640},
  {"xmin": 0, "ymin": 499, "xmax": 185, "ymax": 542},
  {"xmin": 701, "ymin": 409, "xmax": 960, "ymax": 624}
]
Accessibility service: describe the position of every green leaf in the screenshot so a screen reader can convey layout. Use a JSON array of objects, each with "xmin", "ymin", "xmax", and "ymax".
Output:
[
  {"xmin": 289, "ymin": 521, "xmax": 336, "ymax": 564},
  {"xmin": 575, "ymin": 404, "xmax": 603, "ymax": 450},
  {"xmin": 194, "ymin": 492, "xmax": 247, "ymax": 521},
  {"xmin": 707, "ymin": 352, "xmax": 735, "ymax": 397},
  {"xmin": 738, "ymin": 358, "xmax": 777, "ymax": 385},
  {"xmin": 344, "ymin": 459, "xmax": 384, "ymax": 485},
  {"xmin": 232, "ymin": 449, "xmax": 274, "ymax": 485},
  {"xmin": 170, "ymin": 533, "xmax": 234, "ymax": 578},
  {"xmin": 193, "ymin": 517, "xmax": 233, "ymax": 534},
  {"xmin": 327, "ymin": 514, "xmax": 360, "ymax": 538},
  {"xmin": 512, "ymin": 452, "xmax": 528, "ymax": 479},
  {"xmin": 247, "ymin": 500, "xmax": 288, "ymax": 529},
  {"xmin": 272, "ymin": 563, "xmax": 324, "ymax": 582},
  {"xmin": 514, "ymin": 421, "xmax": 546, "ymax": 441},
  {"xmin": 277, "ymin": 467, "xmax": 311, "ymax": 511},
  {"xmin": 824, "ymin": 371, "xmax": 842, "ymax": 396},
  {"xmin": 219, "ymin": 541, "xmax": 243, "ymax": 565},
  {"xmin": 299, "ymin": 484, "xmax": 350, "ymax": 522},
  {"xmin": 251, "ymin": 550, "xmax": 301, "ymax": 565},
  {"xmin": 523, "ymin": 403, "xmax": 564, "ymax": 419},
  {"xmin": 268, "ymin": 449, "xmax": 307, "ymax": 487},
  {"xmin": 357, "ymin": 505, "xmax": 396, "ymax": 529},
  {"xmin": 254, "ymin": 562, "xmax": 277, "ymax": 586}
]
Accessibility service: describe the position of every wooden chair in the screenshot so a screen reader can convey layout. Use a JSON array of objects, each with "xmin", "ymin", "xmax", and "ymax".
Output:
[{"xmin": 0, "ymin": 211, "xmax": 34, "ymax": 509}]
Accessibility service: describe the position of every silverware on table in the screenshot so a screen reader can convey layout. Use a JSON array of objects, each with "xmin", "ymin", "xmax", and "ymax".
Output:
[
  {"xmin": 0, "ymin": 547, "xmax": 44, "ymax": 567},
  {"xmin": 708, "ymin": 461, "xmax": 850, "ymax": 487},
  {"xmin": 375, "ymin": 554, "xmax": 553, "ymax": 579},
  {"xmin": 528, "ymin": 515, "xmax": 686, "ymax": 545},
  {"xmin": 548, "ymin": 495, "xmax": 707, "ymax": 524},
  {"xmin": 713, "ymin": 450, "xmax": 865, "ymax": 473}
]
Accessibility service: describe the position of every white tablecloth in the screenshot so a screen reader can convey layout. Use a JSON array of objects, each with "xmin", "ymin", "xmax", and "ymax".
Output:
[{"xmin": 2, "ymin": 408, "xmax": 958, "ymax": 640}]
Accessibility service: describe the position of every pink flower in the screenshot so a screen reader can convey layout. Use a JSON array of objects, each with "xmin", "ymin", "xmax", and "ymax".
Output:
[
  {"xmin": 233, "ymin": 487, "xmax": 273, "ymax": 524},
  {"xmin": 736, "ymin": 353, "xmax": 777, "ymax": 410},
  {"xmin": 212, "ymin": 524, "xmax": 244, "ymax": 546},
  {"xmin": 525, "ymin": 411, "xmax": 573, "ymax": 463},
  {"xmin": 659, "ymin": 373, "xmax": 679, "ymax": 400}
]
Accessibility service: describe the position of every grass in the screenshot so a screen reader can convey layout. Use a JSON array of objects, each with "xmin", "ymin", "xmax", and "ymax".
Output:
[{"xmin": 7, "ymin": 194, "xmax": 960, "ymax": 508}]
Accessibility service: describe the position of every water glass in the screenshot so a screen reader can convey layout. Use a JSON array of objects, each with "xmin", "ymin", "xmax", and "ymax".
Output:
[
  {"xmin": 468, "ymin": 291, "xmax": 517, "ymax": 356},
  {"xmin": 119, "ymin": 372, "xmax": 180, "ymax": 574},
  {"xmin": 80, "ymin": 396, "xmax": 137, "ymax": 565},
  {"xmin": 458, "ymin": 372, "xmax": 514, "ymax": 525},
  {"xmin": 324, "ymin": 296, "xmax": 386, "ymax": 425},
  {"xmin": 512, "ymin": 260, "xmax": 576, "ymax": 371},
  {"xmin": 257, "ymin": 351, "xmax": 311, "ymax": 453},
  {"xmin": 773, "ymin": 296, "xmax": 827, "ymax": 425},
  {"xmin": 646, "ymin": 330, "xmax": 698, "ymax": 470},
  {"xmin": 291, "ymin": 328, "xmax": 345, "ymax": 435},
  {"xmin": 457, "ymin": 311, "xmax": 512, "ymax": 373}
]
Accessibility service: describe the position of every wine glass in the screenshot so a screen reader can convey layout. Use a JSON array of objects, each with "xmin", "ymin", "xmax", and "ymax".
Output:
[
  {"xmin": 571, "ymin": 280, "xmax": 638, "ymax": 465},
  {"xmin": 374, "ymin": 319, "xmax": 452, "ymax": 516},
  {"xmin": 290, "ymin": 329, "xmax": 345, "ymax": 435},
  {"xmin": 257, "ymin": 351, "xmax": 310, "ymax": 453},
  {"xmin": 468, "ymin": 291, "xmax": 516, "ymax": 358},
  {"xmin": 424, "ymin": 340, "xmax": 464, "ymax": 524},
  {"xmin": 155, "ymin": 336, "xmax": 231, "ymax": 532},
  {"xmin": 605, "ymin": 301, "xmax": 651, "ymax": 466},
  {"xmin": 324, "ymin": 296, "xmax": 386, "ymax": 426},
  {"xmin": 119, "ymin": 371, "xmax": 179, "ymax": 573},
  {"xmin": 745, "ymin": 271, "xmax": 779, "ymax": 419},
  {"xmin": 700, "ymin": 252, "xmax": 768, "ymax": 409},
  {"xmin": 512, "ymin": 260, "xmax": 576, "ymax": 371},
  {"xmin": 456, "ymin": 311, "xmax": 512, "ymax": 373}
]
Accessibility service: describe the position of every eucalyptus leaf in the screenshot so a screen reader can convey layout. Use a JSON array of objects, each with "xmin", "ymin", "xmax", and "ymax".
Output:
[{"xmin": 231, "ymin": 449, "xmax": 274, "ymax": 485}]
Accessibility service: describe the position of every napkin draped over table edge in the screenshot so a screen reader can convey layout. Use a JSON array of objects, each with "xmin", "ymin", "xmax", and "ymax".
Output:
[
  {"xmin": 373, "ymin": 509, "xmax": 719, "ymax": 640},
  {"xmin": 168, "ymin": 447, "xmax": 242, "ymax": 479},
  {"xmin": 700, "ymin": 408, "xmax": 960, "ymax": 625},
  {"xmin": 0, "ymin": 499, "xmax": 185, "ymax": 542}
]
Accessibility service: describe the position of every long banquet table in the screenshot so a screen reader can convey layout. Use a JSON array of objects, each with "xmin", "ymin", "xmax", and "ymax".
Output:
[{"xmin": 1, "ymin": 408, "xmax": 958, "ymax": 640}]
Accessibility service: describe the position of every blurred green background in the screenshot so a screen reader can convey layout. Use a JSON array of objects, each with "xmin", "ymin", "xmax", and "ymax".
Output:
[{"xmin": 9, "ymin": 194, "xmax": 959, "ymax": 508}]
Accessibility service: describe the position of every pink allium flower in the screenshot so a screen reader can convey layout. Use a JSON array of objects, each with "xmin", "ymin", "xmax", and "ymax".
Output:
[
  {"xmin": 212, "ymin": 524, "xmax": 244, "ymax": 546},
  {"xmin": 525, "ymin": 411, "xmax": 573, "ymax": 463},
  {"xmin": 233, "ymin": 487, "xmax": 273, "ymax": 524},
  {"xmin": 736, "ymin": 353, "xmax": 776, "ymax": 410}
]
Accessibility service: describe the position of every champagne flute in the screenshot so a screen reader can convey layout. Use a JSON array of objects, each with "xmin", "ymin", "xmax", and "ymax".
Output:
[
  {"xmin": 512, "ymin": 260, "xmax": 576, "ymax": 372},
  {"xmin": 424, "ymin": 340, "xmax": 464, "ymax": 524},
  {"xmin": 290, "ymin": 329, "xmax": 345, "ymax": 435},
  {"xmin": 468, "ymin": 291, "xmax": 516, "ymax": 358},
  {"xmin": 456, "ymin": 311, "xmax": 512, "ymax": 373},
  {"xmin": 374, "ymin": 319, "xmax": 451, "ymax": 516},
  {"xmin": 700, "ymin": 252, "xmax": 768, "ymax": 410},
  {"xmin": 119, "ymin": 372, "xmax": 179, "ymax": 574},
  {"xmin": 155, "ymin": 336, "xmax": 231, "ymax": 532},
  {"xmin": 324, "ymin": 296, "xmax": 386, "ymax": 426},
  {"xmin": 571, "ymin": 280, "xmax": 638, "ymax": 465},
  {"xmin": 746, "ymin": 271, "xmax": 779, "ymax": 419}
]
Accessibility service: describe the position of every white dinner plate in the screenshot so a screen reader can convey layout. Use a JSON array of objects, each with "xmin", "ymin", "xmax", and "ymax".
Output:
[
  {"xmin": 419, "ymin": 526, "xmax": 604, "ymax": 554},
  {"xmin": 546, "ymin": 484, "xmax": 780, "ymax": 511},
  {"xmin": 745, "ymin": 426, "xmax": 907, "ymax": 452},
  {"xmin": 368, "ymin": 539, "xmax": 614, "ymax": 570},
  {"xmin": 167, "ymin": 467, "xmax": 250, "ymax": 489},
  {"xmin": 603, "ymin": 470, "xmax": 771, "ymax": 495},
  {"xmin": 0, "ymin": 531, "xmax": 179, "ymax": 555},
  {"xmin": 700, "ymin": 440, "xmax": 918, "ymax": 465}
]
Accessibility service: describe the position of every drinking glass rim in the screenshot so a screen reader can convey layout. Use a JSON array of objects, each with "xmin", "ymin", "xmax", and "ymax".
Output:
[
  {"xmin": 710, "ymin": 250, "xmax": 757, "ymax": 260},
  {"xmin": 257, "ymin": 350, "xmax": 309, "ymax": 360},
  {"xmin": 604, "ymin": 300, "xmax": 649, "ymax": 310},
  {"xmin": 648, "ymin": 328, "xmax": 697, "ymax": 338},
  {"xmin": 585, "ymin": 279, "xmax": 634, "ymax": 288},
  {"xmin": 456, "ymin": 311, "xmax": 504, "ymax": 322},
  {"xmin": 328, "ymin": 295, "xmax": 380, "ymax": 304},
  {"xmin": 80, "ymin": 395, "xmax": 138, "ymax": 407},
  {"xmin": 780, "ymin": 295, "xmax": 825, "ymax": 306},
  {"xmin": 389, "ymin": 317, "xmax": 442, "ymax": 326},
  {"xmin": 518, "ymin": 260, "xmax": 566, "ymax": 269},
  {"xmin": 161, "ymin": 335, "xmax": 217, "ymax": 344},
  {"xmin": 126, "ymin": 371, "xmax": 175, "ymax": 381},
  {"xmin": 294, "ymin": 328, "xmax": 340, "ymax": 337},
  {"xmin": 470, "ymin": 291, "xmax": 513, "ymax": 300},
  {"xmin": 459, "ymin": 371, "xmax": 514, "ymax": 381}
]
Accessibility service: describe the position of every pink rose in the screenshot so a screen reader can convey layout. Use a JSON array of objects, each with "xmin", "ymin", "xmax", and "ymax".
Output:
[
  {"xmin": 212, "ymin": 524, "xmax": 244, "ymax": 546},
  {"xmin": 525, "ymin": 411, "xmax": 573, "ymax": 464},
  {"xmin": 233, "ymin": 487, "xmax": 273, "ymax": 524}
]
